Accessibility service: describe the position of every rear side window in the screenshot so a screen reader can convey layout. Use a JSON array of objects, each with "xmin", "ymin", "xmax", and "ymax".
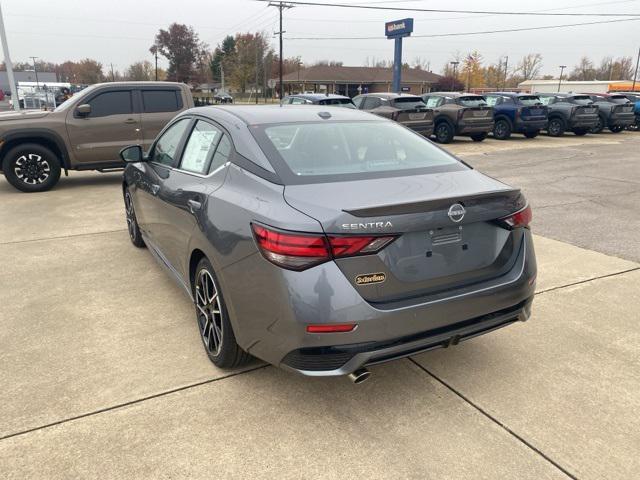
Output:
[
  {"xmin": 517, "ymin": 96, "xmax": 542, "ymax": 106},
  {"xmin": 180, "ymin": 121, "xmax": 222, "ymax": 174},
  {"xmin": 209, "ymin": 134, "xmax": 232, "ymax": 173},
  {"xmin": 572, "ymin": 96, "xmax": 593, "ymax": 105},
  {"xmin": 142, "ymin": 90, "xmax": 182, "ymax": 113},
  {"xmin": 538, "ymin": 97, "xmax": 554, "ymax": 105},
  {"xmin": 150, "ymin": 118, "xmax": 190, "ymax": 167},
  {"xmin": 352, "ymin": 96, "xmax": 364, "ymax": 108},
  {"xmin": 363, "ymin": 97, "xmax": 382, "ymax": 109},
  {"xmin": 608, "ymin": 95, "xmax": 630, "ymax": 104},
  {"xmin": 392, "ymin": 97, "xmax": 426, "ymax": 109},
  {"xmin": 485, "ymin": 96, "xmax": 499, "ymax": 106},
  {"xmin": 290, "ymin": 97, "xmax": 309, "ymax": 105},
  {"xmin": 87, "ymin": 90, "xmax": 132, "ymax": 117}
]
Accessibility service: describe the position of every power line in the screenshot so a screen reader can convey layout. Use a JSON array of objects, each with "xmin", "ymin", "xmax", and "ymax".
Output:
[
  {"xmin": 286, "ymin": 17, "xmax": 640, "ymax": 40},
  {"xmin": 254, "ymin": 0, "xmax": 640, "ymax": 17}
]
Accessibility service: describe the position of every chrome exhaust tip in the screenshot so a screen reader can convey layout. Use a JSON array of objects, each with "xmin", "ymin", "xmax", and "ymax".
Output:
[{"xmin": 348, "ymin": 367, "xmax": 371, "ymax": 385}]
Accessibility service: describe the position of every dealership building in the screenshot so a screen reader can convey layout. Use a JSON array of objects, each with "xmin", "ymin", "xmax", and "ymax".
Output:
[
  {"xmin": 275, "ymin": 65, "xmax": 442, "ymax": 97},
  {"xmin": 0, "ymin": 71, "xmax": 57, "ymax": 93}
]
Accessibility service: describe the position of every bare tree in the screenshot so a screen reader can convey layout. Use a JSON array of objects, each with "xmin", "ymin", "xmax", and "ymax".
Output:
[{"xmin": 516, "ymin": 53, "xmax": 543, "ymax": 81}]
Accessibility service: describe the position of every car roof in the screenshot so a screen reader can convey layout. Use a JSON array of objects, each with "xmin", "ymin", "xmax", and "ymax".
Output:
[
  {"xmin": 286, "ymin": 93, "xmax": 350, "ymax": 100},
  {"xmin": 426, "ymin": 92, "xmax": 483, "ymax": 97},
  {"xmin": 486, "ymin": 92, "xmax": 537, "ymax": 97},
  {"xmin": 187, "ymin": 105, "xmax": 383, "ymax": 125},
  {"xmin": 356, "ymin": 92, "xmax": 420, "ymax": 99}
]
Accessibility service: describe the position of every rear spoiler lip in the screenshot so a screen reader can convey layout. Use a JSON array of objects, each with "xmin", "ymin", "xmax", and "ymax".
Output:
[{"xmin": 343, "ymin": 188, "xmax": 522, "ymax": 218}]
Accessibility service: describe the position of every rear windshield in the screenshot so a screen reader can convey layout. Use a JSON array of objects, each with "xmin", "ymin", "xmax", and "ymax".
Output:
[
  {"xmin": 571, "ymin": 96, "xmax": 593, "ymax": 105},
  {"xmin": 517, "ymin": 96, "xmax": 543, "ymax": 106},
  {"xmin": 458, "ymin": 96, "xmax": 487, "ymax": 107},
  {"xmin": 392, "ymin": 97, "xmax": 427, "ymax": 109},
  {"xmin": 318, "ymin": 98, "xmax": 355, "ymax": 108},
  {"xmin": 251, "ymin": 121, "xmax": 465, "ymax": 184},
  {"xmin": 608, "ymin": 95, "xmax": 630, "ymax": 104}
]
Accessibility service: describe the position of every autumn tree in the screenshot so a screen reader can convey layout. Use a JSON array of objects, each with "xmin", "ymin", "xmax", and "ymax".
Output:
[
  {"xmin": 152, "ymin": 23, "xmax": 208, "ymax": 83},
  {"xmin": 127, "ymin": 61, "xmax": 155, "ymax": 81},
  {"xmin": 460, "ymin": 51, "xmax": 485, "ymax": 90},
  {"xmin": 595, "ymin": 56, "xmax": 634, "ymax": 80},
  {"xmin": 516, "ymin": 53, "xmax": 543, "ymax": 81},
  {"xmin": 432, "ymin": 76, "xmax": 464, "ymax": 92},
  {"xmin": 210, "ymin": 35, "xmax": 236, "ymax": 83}
]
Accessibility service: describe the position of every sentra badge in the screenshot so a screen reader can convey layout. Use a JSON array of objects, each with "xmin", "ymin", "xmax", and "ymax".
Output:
[{"xmin": 355, "ymin": 272, "xmax": 386, "ymax": 285}]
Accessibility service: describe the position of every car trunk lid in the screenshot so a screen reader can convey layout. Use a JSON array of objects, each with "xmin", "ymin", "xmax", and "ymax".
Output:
[{"xmin": 284, "ymin": 169, "xmax": 526, "ymax": 303}]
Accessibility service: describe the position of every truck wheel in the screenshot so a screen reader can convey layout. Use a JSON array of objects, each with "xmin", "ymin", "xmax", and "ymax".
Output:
[
  {"xmin": 2, "ymin": 143, "xmax": 61, "ymax": 193},
  {"xmin": 470, "ymin": 132, "xmax": 487, "ymax": 142},
  {"xmin": 609, "ymin": 125, "xmax": 624, "ymax": 133},
  {"xmin": 493, "ymin": 119, "xmax": 512, "ymax": 140},
  {"xmin": 524, "ymin": 131, "xmax": 539, "ymax": 139},
  {"xmin": 434, "ymin": 122, "xmax": 454, "ymax": 143},
  {"xmin": 573, "ymin": 128, "xmax": 589, "ymax": 136},
  {"xmin": 590, "ymin": 115, "xmax": 605, "ymax": 134},
  {"xmin": 547, "ymin": 118, "xmax": 566, "ymax": 137}
]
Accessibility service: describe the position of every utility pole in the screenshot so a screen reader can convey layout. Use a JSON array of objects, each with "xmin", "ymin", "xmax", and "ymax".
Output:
[
  {"xmin": 450, "ymin": 61, "xmax": 459, "ymax": 91},
  {"xmin": 255, "ymin": 44, "xmax": 259, "ymax": 104},
  {"xmin": 154, "ymin": 48, "xmax": 158, "ymax": 80},
  {"xmin": 221, "ymin": 65, "xmax": 225, "ymax": 94},
  {"xmin": 632, "ymin": 47, "xmax": 639, "ymax": 91},
  {"xmin": 0, "ymin": 2, "xmax": 19, "ymax": 110},
  {"xmin": 110, "ymin": 63, "xmax": 115, "ymax": 82},
  {"xmin": 269, "ymin": 2, "xmax": 292, "ymax": 100},
  {"xmin": 502, "ymin": 56, "xmax": 509, "ymax": 90},
  {"xmin": 557, "ymin": 65, "xmax": 566, "ymax": 92},
  {"xmin": 29, "ymin": 56, "xmax": 40, "ymax": 89}
]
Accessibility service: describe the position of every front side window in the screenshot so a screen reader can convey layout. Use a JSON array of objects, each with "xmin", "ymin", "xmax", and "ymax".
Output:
[
  {"xmin": 571, "ymin": 96, "xmax": 593, "ymax": 105},
  {"xmin": 180, "ymin": 121, "xmax": 222, "ymax": 174},
  {"xmin": 517, "ymin": 96, "xmax": 543, "ymax": 106},
  {"xmin": 424, "ymin": 96, "xmax": 441, "ymax": 108},
  {"xmin": 254, "ymin": 120, "xmax": 463, "ymax": 183},
  {"xmin": 150, "ymin": 118, "xmax": 190, "ymax": 167},
  {"xmin": 485, "ymin": 96, "xmax": 499, "ymax": 106},
  {"xmin": 290, "ymin": 97, "xmax": 308, "ymax": 105},
  {"xmin": 87, "ymin": 90, "xmax": 132, "ymax": 117},
  {"xmin": 142, "ymin": 90, "xmax": 181, "ymax": 113}
]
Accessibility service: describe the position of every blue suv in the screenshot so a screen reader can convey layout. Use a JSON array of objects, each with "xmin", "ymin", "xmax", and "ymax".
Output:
[
  {"xmin": 619, "ymin": 92, "xmax": 640, "ymax": 131},
  {"xmin": 484, "ymin": 92, "xmax": 548, "ymax": 140}
]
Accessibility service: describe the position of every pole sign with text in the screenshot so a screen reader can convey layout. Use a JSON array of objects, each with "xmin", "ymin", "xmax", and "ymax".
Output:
[
  {"xmin": 385, "ymin": 18, "xmax": 414, "ymax": 93},
  {"xmin": 385, "ymin": 18, "xmax": 414, "ymax": 38}
]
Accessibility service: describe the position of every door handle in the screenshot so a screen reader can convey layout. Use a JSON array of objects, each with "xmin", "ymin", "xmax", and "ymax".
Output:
[
  {"xmin": 187, "ymin": 199, "xmax": 202, "ymax": 213},
  {"xmin": 124, "ymin": 118, "xmax": 137, "ymax": 124}
]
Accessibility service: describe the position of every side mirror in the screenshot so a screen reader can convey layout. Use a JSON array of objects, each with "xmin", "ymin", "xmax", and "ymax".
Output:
[
  {"xmin": 120, "ymin": 145, "xmax": 144, "ymax": 163},
  {"xmin": 76, "ymin": 103, "xmax": 91, "ymax": 115}
]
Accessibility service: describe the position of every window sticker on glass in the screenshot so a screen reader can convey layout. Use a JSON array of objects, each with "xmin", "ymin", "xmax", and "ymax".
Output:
[{"xmin": 180, "ymin": 121, "xmax": 221, "ymax": 174}]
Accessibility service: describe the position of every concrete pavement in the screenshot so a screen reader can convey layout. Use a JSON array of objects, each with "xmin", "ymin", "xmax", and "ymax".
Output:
[{"xmin": 1, "ymin": 133, "xmax": 639, "ymax": 479}]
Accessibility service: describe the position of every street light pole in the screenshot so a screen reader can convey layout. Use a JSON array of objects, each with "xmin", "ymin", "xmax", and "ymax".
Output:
[
  {"xmin": 0, "ymin": 2, "xmax": 19, "ymax": 110},
  {"xmin": 557, "ymin": 65, "xmax": 566, "ymax": 92},
  {"xmin": 632, "ymin": 47, "xmax": 640, "ymax": 92}
]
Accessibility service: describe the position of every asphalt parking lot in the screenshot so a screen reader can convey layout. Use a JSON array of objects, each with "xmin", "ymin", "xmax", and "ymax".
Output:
[{"xmin": 1, "ymin": 132, "xmax": 639, "ymax": 479}]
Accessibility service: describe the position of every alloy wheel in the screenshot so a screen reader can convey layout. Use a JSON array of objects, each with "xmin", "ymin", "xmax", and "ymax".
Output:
[
  {"xmin": 195, "ymin": 269, "xmax": 224, "ymax": 357},
  {"xmin": 436, "ymin": 124, "xmax": 450, "ymax": 143},
  {"xmin": 124, "ymin": 192, "xmax": 137, "ymax": 241},
  {"xmin": 14, "ymin": 153, "xmax": 50, "ymax": 185},
  {"xmin": 548, "ymin": 119, "xmax": 562, "ymax": 136}
]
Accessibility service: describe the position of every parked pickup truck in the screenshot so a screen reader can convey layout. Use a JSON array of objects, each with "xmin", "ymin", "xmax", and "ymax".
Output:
[
  {"xmin": 484, "ymin": 92, "xmax": 548, "ymax": 140},
  {"xmin": 582, "ymin": 93, "xmax": 635, "ymax": 133},
  {"xmin": 420, "ymin": 92, "xmax": 493, "ymax": 143},
  {"xmin": 536, "ymin": 93, "xmax": 599, "ymax": 136},
  {"xmin": 353, "ymin": 93, "xmax": 434, "ymax": 137},
  {"xmin": 0, "ymin": 81, "xmax": 193, "ymax": 192},
  {"xmin": 617, "ymin": 92, "xmax": 640, "ymax": 131}
]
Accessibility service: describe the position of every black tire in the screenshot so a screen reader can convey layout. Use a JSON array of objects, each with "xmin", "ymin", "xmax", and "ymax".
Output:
[
  {"xmin": 609, "ymin": 124, "xmax": 624, "ymax": 133},
  {"xmin": 493, "ymin": 118, "xmax": 512, "ymax": 140},
  {"xmin": 590, "ymin": 115, "xmax": 605, "ymax": 134},
  {"xmin": 524, "ymin": 130, "xmax": 539, "ymax": 139},
  {"xmin": 573, "ymin": 128, "xmax": 589, "ymax": 136},
  {"xmin": 2, "ymin": 143, "xmax": 61, "ymax": 192},
  {"xmin": 193, "ymin": 257, "xmax": 251, "ymax": 369},
  {"xmin": 547, "ymin": 117, "xmax": 566, "ymax": 137},
  {"xmin": 434, "ymin": 121, "xmax": 455, "ymax": 144},
  {"xmin": 123, "ymin": 188, "xmax": 145, "ymax": 248},
  {"xmin": 470, "ymin": 132, "xmax": 487, "ymax": 142}
]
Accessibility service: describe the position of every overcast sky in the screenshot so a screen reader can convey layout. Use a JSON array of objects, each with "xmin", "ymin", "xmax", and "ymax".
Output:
[{"xmin": 1, "ymin": 0, "xmax": 639, "ymax": 77}]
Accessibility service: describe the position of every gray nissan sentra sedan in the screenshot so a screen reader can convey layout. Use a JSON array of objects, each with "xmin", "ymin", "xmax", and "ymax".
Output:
[{"xmin": 120, "ymin": 105, "xmax": 536, "ymax": 383}]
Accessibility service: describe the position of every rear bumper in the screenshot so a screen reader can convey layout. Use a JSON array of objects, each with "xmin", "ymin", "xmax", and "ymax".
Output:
[
  {"xmin": 569, "ymin": 116, "xmax": 599, "ymax": 129},
  {"xmin": 223, "ymin": 229, "xmax": 537, "ymax": 377},
  {"xmin": 609, "ymin": 113, "xmax": 635, "ymax": 126},
  {"xmin": 514, "ymin": 119, "xmax": 548, "ymax": 132}
]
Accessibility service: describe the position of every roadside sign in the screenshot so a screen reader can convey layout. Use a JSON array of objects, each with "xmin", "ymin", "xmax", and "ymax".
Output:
[
  {"xmin": 385, "ymin": 18, "xmax": 414, "ymax": 38},
  {"xmin": 401, "ymin": 86, "xmax": 410, "ymax": 92}
]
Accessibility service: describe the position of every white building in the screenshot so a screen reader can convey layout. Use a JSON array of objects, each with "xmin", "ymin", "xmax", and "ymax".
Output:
[{"xmin": 518, "ymin": 79, "xmax": 631, "ymax": 94}]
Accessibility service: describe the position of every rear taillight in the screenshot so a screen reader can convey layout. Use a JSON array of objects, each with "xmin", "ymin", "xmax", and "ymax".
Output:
[
  {"xmin": 499, "ymin": 205, "xmax": 532, "ymax": 229},
  {"xmin": 251, "ymin": 223, "xmax": 396, "ymax": 271},
  {"xmin": 306, "ymin": 323, "xmax": 356, "ymax": 333}
]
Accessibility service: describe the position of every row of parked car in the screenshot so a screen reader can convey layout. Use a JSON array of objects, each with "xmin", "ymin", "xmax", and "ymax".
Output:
[{"xmin": 281, "ymin": 90, "xmax": 640, "ymax": 143}]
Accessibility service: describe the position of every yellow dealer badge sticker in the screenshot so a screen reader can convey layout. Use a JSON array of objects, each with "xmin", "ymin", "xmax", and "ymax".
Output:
[{"xmin": 355, "ymin": 272, "xmax": 386, "ymax": 285}]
